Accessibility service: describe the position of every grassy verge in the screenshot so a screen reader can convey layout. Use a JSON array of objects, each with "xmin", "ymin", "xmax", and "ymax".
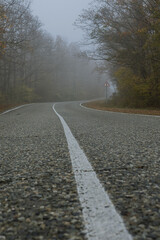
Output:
[
  {"xmin": 83, "ymin": 100, "xmax": 160, "ymax": 116},
  {"xmin": 0, "ymin": 104, "xmax": 22, "ymax": 114}
]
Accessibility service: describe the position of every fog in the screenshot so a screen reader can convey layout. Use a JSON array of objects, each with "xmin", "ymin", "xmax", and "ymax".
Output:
[
  {"xmin": 31, "ymin": 0, "xmax": 92, "ymax": 43},
  {"xmin": 0, "ymin": 0, "xmax": 110, "ymax": 105}
]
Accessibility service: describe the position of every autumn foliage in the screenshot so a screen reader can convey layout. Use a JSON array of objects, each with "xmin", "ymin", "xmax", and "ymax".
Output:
[{"xmin": 77, "ymin": 0, "xmax": 160, "ymax": 107}]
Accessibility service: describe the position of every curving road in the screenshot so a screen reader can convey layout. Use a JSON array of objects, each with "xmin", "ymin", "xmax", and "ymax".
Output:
[{"xmin": 0, "ymin": 102, "xmax": 160, "ymax": 240}]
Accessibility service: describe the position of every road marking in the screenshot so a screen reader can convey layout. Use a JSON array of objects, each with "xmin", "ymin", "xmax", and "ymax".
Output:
[
  {"xmin": 0, "ymin": 105, "xmax": 29, "ymax": 116},
  {"xmin": 53, "ymin": 104, "xmax": 132, "ymax": 240}
]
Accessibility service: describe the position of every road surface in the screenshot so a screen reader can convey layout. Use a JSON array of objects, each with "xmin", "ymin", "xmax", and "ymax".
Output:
[{"xmin": 0, "ymin": 102, "xmax": 160, "ymax": 240}]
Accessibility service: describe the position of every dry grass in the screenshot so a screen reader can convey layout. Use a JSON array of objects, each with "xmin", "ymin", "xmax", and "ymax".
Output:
[
  {"xmin": 0, "ymin": 104, "xmax": 20, "ymax": 114},
  {"xmin": 83, "ymin": 100, "xmax": 160, "ymax": 116}
]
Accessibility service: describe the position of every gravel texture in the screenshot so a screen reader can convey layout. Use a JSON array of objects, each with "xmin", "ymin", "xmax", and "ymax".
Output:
[
  {"xmin": 56, "ymin": 101, "xmax": 160, "ymax": 240},
  {"xmin": 0, "ymin": 103, "xmax": 86, "ymax": 240}
]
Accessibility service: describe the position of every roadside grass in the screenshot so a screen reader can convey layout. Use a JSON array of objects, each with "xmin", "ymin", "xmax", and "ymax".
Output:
[
  {"xmin": 83, "ymin": 100, "xmax": 160, "ymax": 116},
  {"xmin": 0, "ymin": 104, "xmax": 21, "ymax": 114}
]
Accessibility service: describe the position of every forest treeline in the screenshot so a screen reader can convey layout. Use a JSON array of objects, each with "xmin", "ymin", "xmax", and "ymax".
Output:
[
  {"xmin": 0, "ymin": 0, "xmax": 103, "ymax": 105},
  {"xmin": 77, "ymin": 0, "xmax": 160, "ymax": 108}
]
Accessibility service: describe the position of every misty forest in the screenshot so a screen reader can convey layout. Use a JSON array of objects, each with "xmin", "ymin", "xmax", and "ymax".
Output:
[
  {"xmin": 0, "ymin": 0, "xmax": 160, "ymax": 108},
  {"xmin": 0, "ymin": 0, "xmax": 104, "ymax": 107}
]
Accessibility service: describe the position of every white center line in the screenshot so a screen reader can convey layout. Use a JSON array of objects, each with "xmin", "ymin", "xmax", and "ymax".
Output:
[{"xmin": 53, "ymin": 104, "xmax": 133, "ymax": 240}]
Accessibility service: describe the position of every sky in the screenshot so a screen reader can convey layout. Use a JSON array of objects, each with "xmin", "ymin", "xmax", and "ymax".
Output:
[{"xmin": 31, "ymin": 0, "xmax": 92, "ymax": 44}]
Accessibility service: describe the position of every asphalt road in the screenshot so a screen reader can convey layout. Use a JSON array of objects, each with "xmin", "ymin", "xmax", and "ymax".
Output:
[{"xmin": 0, "ymin": 102, "xmax": 160, "ymax": 240}]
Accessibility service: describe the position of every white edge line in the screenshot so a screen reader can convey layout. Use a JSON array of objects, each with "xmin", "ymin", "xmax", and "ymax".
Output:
[
  {"xmin": 53, "ymin": 103, "xmax": 133, "ymax": 240},
  {"xmin": 0, "ymin": 104, "xmax": 30, "ymax": 116},
  {"xmin": 80, "ymin": 102, "xmax": 160, "ymax": 118}
]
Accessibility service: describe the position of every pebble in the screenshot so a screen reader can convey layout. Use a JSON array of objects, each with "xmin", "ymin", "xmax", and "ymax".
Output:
[
  {"xmin": 18, "ymin": 217, "xmax": 25, "ymax": 222},
  {"xmin": 0, "ymin": 236, "xmax": 6, "ymax": 240}
]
